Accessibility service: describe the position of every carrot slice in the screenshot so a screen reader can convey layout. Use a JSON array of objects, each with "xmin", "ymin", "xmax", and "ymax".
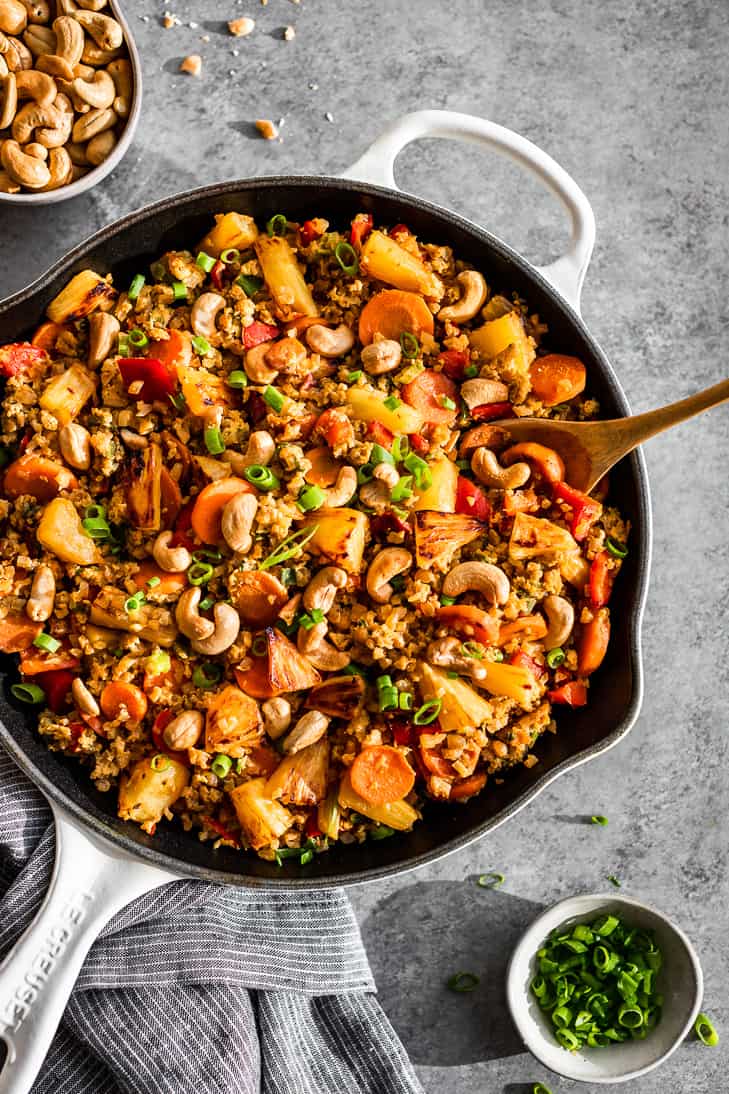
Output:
[
  {"xmin": 350, "ymin": 745, "xmax": 416, "ymax": 805},
  {"xmin": 31, "ymin": 321, "xmax": 67, "ymax": 352},
  {"xmin": 100, "ymin": 681, "xmax": 148, "ymax": 722},
  {"xmin": 234, "ymin": 657, "xmax": 274, "ymax": 699},
  {"xmin": 229, "ymin": 570, "xmax": 288, "ymax": 626},
  {"xmin": 358, "ymin": 289, "xmax": 434, "ymax": 346},
  {"xmin": 434, "ymin": 605, "xmax": 500, "ymax": 647},
  {"xmin": 131, "ymin": 560, "xmax": 188, "ymax": 595},
  {"xmin": 4, "ymin": 455, "xmax": 78, "ymax": 502},
  {"xmin": 147, "ymin": 328, "xmax": 192, "ymax": 374},
  {"xmin": 19, "ymin": 648, "xmax": 79, "ymax": 675},
  {"xmin": 502, "ymin": 442, "xmax": 565, "ymax": 484},
  {"xmin": 402, "ymin": 368, "xmax": 458, "ymax": 426},
  {"xmin": 497, "ymin": 614, "xmax": 548, "ymax": 646},
  {"xmin": 449, "ymin": 772, "xmax": 487, "ymax": 800},
  {"xmin": 190, "ymin": 477, "xmax": 256, "ymax": 545},
  {"xmin": 304, "ymin": 445, "xmax": 342, "ymax": 487},
  {"xmin": 0, "ymin": 615, "xmax": 42, "ymax": 654},
  {"xmin": 529, "ymin": 354, "xmax": 586, "ymax": 407},
  {"xmin": 419, "ymin": 747, "xmax": 456, "ymax": 779},
  {"xmin": 577, "ymin": 607, "xmax": 611, "ymax": 676}
]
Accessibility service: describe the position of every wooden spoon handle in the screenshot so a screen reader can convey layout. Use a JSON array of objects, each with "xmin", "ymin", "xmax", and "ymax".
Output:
[{"xmin": 610, "ymin": 377, "xmax": 729, "ymax": 453}]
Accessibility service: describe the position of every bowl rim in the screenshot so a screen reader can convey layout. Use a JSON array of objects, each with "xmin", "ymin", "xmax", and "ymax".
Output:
[
  {"xmin": 0, "ymin": 0, "xmax": 143, "ymax": 207},
  {"xmin": 505, "ymin": 891, "xmax": 704, "ymax": 1085}
]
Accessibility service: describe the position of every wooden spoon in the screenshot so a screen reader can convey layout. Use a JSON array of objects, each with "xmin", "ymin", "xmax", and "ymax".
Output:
[{"xmin": 493, "ymin": 378, "xmax": 729, "ymax": 492}]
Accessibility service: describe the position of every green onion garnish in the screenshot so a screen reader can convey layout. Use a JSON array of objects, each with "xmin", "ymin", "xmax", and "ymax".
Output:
[
  {"xmin": 391, "ymin": 435, "xmax": 410, "ymax": 461},
  {"xmin": 398, "ymin": 691, "xmax": 413, "ymax": 710},
  {"xmin": 187, "ymin": 561, "xmax": 214, "ymax": 586},
  {"xmin": 211, "ymin": 753, "xmax": 232, "ymax": 778},
  {"xmin": 150, "ymin": 753, "xmax": 171, "ymax": 771},
  {"xmin": 464, "ymin": 364, "xmax": 479, "ymax": 378},
  {"xmin": 266, "ymin": 214, "xmax": 288, "ymax": 236},
  {"xmin": 447, "ymin": 972, "xmax": 480, "ymax": 993},
  {"xmin": 546, "ymin": 647, "xmax": 565, "ymax": 669},
  {"xmin": 124, "ymin": 593, "xmax": 146, "ymax": 612},
  {"xmin": 227, "ymin": 370, "xmax": 248, "ymax": 388},
  {"xmin": 169, "ymin": 391, "xmax": 186, "ymax": 411},
  {"xmin": 128, "ymin": 328, "xmax": 148, "ymax": 348},
  {"xmin": 128, "ymin": 274, "xmax": 145, "ymax": 301},
  {"xmin": 461, "ymin": 640, "xmax": 484, "ymax": 660},
  {"xmin": 117, "ymin": 333, "xmax": 131, "ymax": 356},
  {"xmin": 413, "ymin": 698, "xmax": 442, "ymax": 725},
  {"xmin": 403, "ymin": 452, "xmax": 432, "ymax": 490},
  {"xmin": 477, "ymin": 872, "xmax": 505, "ymax": 889},
  {"xmin": 608, "ymin": 875, "xmax": 621, "ymax": 887},
  {"xmin": 82, "ymin": 516, "xmax": 112, "ymax": 540},
  {"xmin": 192, "ymin": 335, "xmax": 211, "ymax": 356},
  {"xmin": 370, "ymin": 825, "xmax": 396, "ymax": 840},
  {"xmin": 532, "ymin": 1085, "xmax": 553, "ymax": 1094},
  {"xmin": 259, "ymin": 525, "xmax": 319, "ymax": 571},
  {"xmin": 196, "ymin": 251, "xmax": 216, "ymax": 273},
  {"xmin": 297, "ymin": 485, "xmax": 326, "ymax": 512},
  {"xmin": 400, "ymin": 331, "xmax": 420, "ymax": 359},
  {"xmin": 33, "ymin": 633, "xmax": 60, "ymax": 654},
  {"xmin": 10, "ymin": 682, "xmax": 45, "ymax": 704},
  {"xmin": 591, "ymin": 815, "xmax": 609, "ymax": 826},
  {"xmin": 263, "ymin": 385, "xmax": 285, "ymax": 412},
  {"xmin": 334, "ymin": 240, "xmax": 358, "ymax": 275},
  {"xmin": 172, "ymin": 280, "xmax": 187, "ymax": 303},
  {"xmin": 383, "ymin": 395, "xmax": 401, "ymax": 411},
  {"xmin": 147, "ymin": 576, "xmax": 161, "ymax": 588},
  {"xmin": 440, "ymin": 395, "xmax": 456, "ymax": 410},
  {"xmin": 370, "ymin": 443, "xmax": 395, "ymax": 466},
  {"xmin": 300, "ymin": 849, "xmax": 314, "ymax": 865},
  {"xmin": 235, "ymin": 273, "xmax": 263, "ymax": 297},
  {"xmin": 220, "ymin": 247, "xmax": 240, "ymax": 264},
  {"xmin": 204, "ymin": 426, "xmax": 225, "ymax": 455},
  {"xmin": 606, "ymin": 536, "xmax": 628, "ymax": 559},
  {"xmin": 243, "ymin": 465, "xmax": 280, "ymax": 491},
  {"xmin": 193, "ymin": 548, "xmax": 222, "ymax": 562},
  {"xmin": 192, "ymin": 662, "xmax": 223, "ymax": 689},
  {"xmin": 279, "ymin": 567, "xmax": 298, "ymax": 586},
  {"xmin": 199, "ymin": 596, "xmax": 214, "ymax": 611},
  {"xmin": 346, "ymin": 370, "xmax": 362, "ymax": 384},
  {"xmin": 357, "ymin": 464, "xmax": 374, "ymax": 485},
  {"xmin": 695, "ymin": 1012, "xmax": 719, "ymax": 1046},
  {"xmin": 251, "ymin": 634, "xmax": 268, "ymax": 657}
]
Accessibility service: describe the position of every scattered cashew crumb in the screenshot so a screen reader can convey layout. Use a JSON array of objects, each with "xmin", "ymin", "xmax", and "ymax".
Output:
[
  {"xmin": 255, "ymin": 119, "xmax": 278, "ymax": 140},
  {"xmin": 325, "ymin": 112, "xmax": 334, "ymax": 122},
  {"xmin": 188, "ymin": 20, "xmax": 199, "ymax": 28},
  {"xmin": 162, "ymin": 11, "xmax": 180, "ymax": 28},
  {"xmin": 180, "ymin": 54, "xmax": 202, "ymax": 76},
  {"xmin": 229, "ymin": 16, "xmax": 255, "ymax": 35},
  {"xmin": 283, "ymin": 25, "xmax": 295, "ymax": 40}
]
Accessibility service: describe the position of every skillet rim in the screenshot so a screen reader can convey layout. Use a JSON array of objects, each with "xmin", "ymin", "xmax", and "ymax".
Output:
[{"xmin": 0, "ymin": 175, "xmax": 652, "ymax": 888}]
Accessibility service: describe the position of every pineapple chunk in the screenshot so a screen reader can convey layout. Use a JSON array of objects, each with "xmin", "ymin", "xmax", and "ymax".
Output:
[
  {"xmin": 127, "ymin": 442, "xmax": 162, "ymax": 532},
  {"xmin": 346, "ymin": 387, "xmax": 423, "ymax": 434},
  {"xmin": 254, "ymin": 235, "xmax": 318, "ymax": 319},
  {"xmin": 338, "ymin": 771, "xmax": 418, "ymax": 831},
  {"xmin": 560, "ymin": 549, "xmax": 590, "ymax": 589},
  {"xmin": 198, "ymin": 212, "xmax": 259, "ymax": 258},
  {"xmin": 229, "ymin": 777, "xmax": 293, "ymax": 850},
  {"xmin": 118, "ymin": 755, "xmax": 189, "ymax": 827},
  {"xmin": 39, "ymin": 364, "xmax": 96, "ymax": 426},
  {"xmin": 205, "ymin": 685, "xmax": 263, "ymax": 757},
  {"xmin": 46, "ymin": 270, "xmax": 115, "ymax": 324},
  {"xmin": 469, "ymin": 310, "xmax": 527, "ymax": 360},
  {"xmin": 303, "ymin": 508, "xmax": 368, "ymax": 572},
  {"xmin": 4, "ymin": 455, "xmax": 77, "ymax": 502},
  {"xmin": 481, "ymin": 660, "xmax": 539, "ymax": 706},
  {"xmin": 234, "ymin": 626, "xmax": 321, "ymax": 698},
  {"xmin": 413, "ymin": 510, "xmax": 483, "ymax": 570},
  {"xmin": 418, "ymin": 663, "xmax": 492, "ymax": 732},
  {"xmin": 177, "ymin": 363, "xmax": 232, "ymax": 418},
  {"xmin": 509, "ymin": 512, "xmax": 579, "ymax": 562},
  {"xmin": 89, "ymin": 587, "xmax": 178, "ymax": 646},
  {"xmin": 305, "ymin": 674, "xmax": 365, "ymax": 720},
  {"xmin": 265, "ymin": 737, "xmax": 329, "ymax": 806},
  {"xmin": 360, "ymin": 230, "xmax": 444, "ymax": 300},
  {"xmin": 37, "ymin": 497, "xmax": 100, "ymax": 566},
  {"xmin": 412, "ymin": 453, "xmax": 457, "ymax": 512}
]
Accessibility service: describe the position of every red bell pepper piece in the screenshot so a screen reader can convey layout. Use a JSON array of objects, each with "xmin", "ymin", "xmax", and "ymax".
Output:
[
  {"xmin": 39, "ymin": 669, "xmax": 75, "ymax": 714},
  {"xmin": 370, "ymin": 510, "xmax": 412, "ymax": 539},
  {"xmin": 316, "ymin": 408, "xmax": 352, "ymax": 448},
  {"xmin": 246, "ymin": 390, "xmax": 268, "ymax": 424},
  {"xmin": 471, "ymin": 401, "xmax": 515, "ymax": 422},
  {"xmin": 438, "ymin": 349, "xmax": 470, "ymax": 381},
  {"xmin": 118, "ymin": 357, "xmax": 176, "ymax": 402},
  {"xmin": 350, "ymin": 212, "xmax": 374, "ymax": 248},
  {"xmin": 0, "ymin": 343, "xmax": 47, "ymax": 378},
  {"xmin": 408, "ymin": 432, "xmax": 430, "ymax": 455},
  {"xmin": 242, "ymin": 320, "xmax": 279, "ymax": 349},
  {"xmin": 589, "ymin": 550, "xmax": 615, "ymax": 608},
  {"xmin": 304, "ymin": 813, "xmax": 323, "ymax": 838},
  {"xmin": 210, "ymin": 260, "xmax": 227, "ymax": 291},
  {"xmin": 366, "ymin": 420, "xmax": 395, "ymax": 448},
  {"xmin": 553, "ymin": 481, "xmax": 602, "ymax": 542},
  {"xmin": 390, "ymin": 719, "xmax": 415, "ymax": 747},
  {"xmin": 455, "ymin": 476, "xmax": 491, "ymax": 522},
  {"xmin": 510, "ymin": 650, "xmax": 545, "ymax": 679},
  {"xmin": 300, "ymin": 218, "xmax": 327, "ymax": 245},
  {"xmin": 201, "ymin": 815, "xmax": 240, "ymax": 846},
  {"xmin": 548, "ymin": 681, "xmax": 588, "ymax": 707},
  {"xmin": 69, "ymin": 722, "xmax": 85, "ymax": 752},
  {"xmin": 389, "ymin": 223, "xmax": 410, "ymax": 238}
]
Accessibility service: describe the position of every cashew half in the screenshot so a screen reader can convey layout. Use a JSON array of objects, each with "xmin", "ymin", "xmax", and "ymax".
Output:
[
  {"xmin": 26, "ymin": 563, "xmax": 55, "ymax": 621},
  {"xmin": 23, "ymin": 24, "xmax": 55, "ymax": 56},
  {"xmin": 14, "ymin": 66, "xmax": 54, "ymax": 105},
  {"xmin": 360, "ymin": 337, "xmax": 401, "ymax": 374},
  {"xmin": 372, "ymin": 461, "xmax": 399, "ymax": 489},
  {"xmin": 58, "ymin": 421, "xmax": 91, "ymax": 469},
  {"xmin": 438, "ymin": 270, "xmax": 488, "ymax": 324},
  {"xmin": 11, "ymin": 98, "xmax": 59, "ymax": 140},
  {"xmin": 303, "ymin": 565, "xmax": 347, "ymax": 613},
  {"xmin": 86, "ymin": 126, "xmax": 116, "ymax": 164},
  {"xmin": 21, "ymin": 0, "xmax": 51, "ymax": 22},
  {"xmin": 224, "ymin": 430, "xmax": 275, "ymax": 472},
  {"xmin": 542, "ymin": 595, "xmax": 575, "ymax": 649},
  {"xmin": 0, "ymin": 70, "xmax": 16, "ymax": 128},
  {"xmin": 74, "ymin": 10, "xmax": 123, "ymax": 51},
  {"xmin": 72, "ymin": 67, "xmax": 114, "ymax": 108},
  {"xmin": 261, "ymin": 697, "xmax": 291, "ymax": 740},
  {"xmin": 366, "ymin": 547, "xmax": 413, "ymax": 604},
  {"xmin": 460, "ymin": 377, "xmax": 510, "ymax": 410},
  {"xmin": 297, "ymin": 621, "xmax": 350, "ymax": 671},
  {"xmin": 442, "ymin": 561, "xmax": 510, "ymax": 605},
  {"xmin": 152, "ymin": 530, "xmax": 192, "ymax": 573},
  {"xmin": 244, "ymin": 340, "xmax": 278, "ymax": 384},
  {"xmin": 87, "ymin": 309, "xmax": 119, "ymax": 367},
  {"xmin": 190, "ymin": 602, "xmax": 240, "ymax": 655},
  {"xmin": 71, "ymin": 677, "xmax": 99, "ymax": 716},
  {"xmin": 39, "ymin": 144, "xmax": 71, "ymax": 189},
  {"xmin": 191, "ymin": 291, "xmax": 224, "ymax": 343},
  {"xmin": 358, "ymin": 479, "xmax": 390, "ymax": 512},
  {"xmin": 107, "ymin": 56, "xmax": 131, "ymax": 117},
  {"xmin": 221, "ymin": 491, "xmax": 258, "ymax": 554},
  {"xmin": 282, "ymin": 710, "xmax": 330, "ymax": 754},
  {"xmin": 1, "ymin": 137, "xmax": 49, "ymax": 186},
  {"xmin": 175, "ymin": 586, "xmax": 215, "ymax": 642},
  {"xmin": 71, "ymin": 103, "xmax": 115, "ymax": 142},
  {"xmin": 322, "ymin": 465, "xmax": 356, "ymax": 507},
  {"xmin": 0, "ymin": 0, "xmax": 27, "ymax": 36},
  {"xmin": 162, "ymin": 710, "xmax": 203, "ymax": 750},
  {"xmin": 36, "ymin": 90, "xmax": 72, "ymax": 147},
  {"xmin": 305, "ymin": 323, "xmax": 354, "ymax": 358},
  {"xmin": 471, "ymin": 446, "xmax": 530, "ymax": 490},
  {"xmin": 427, "ymin": 636, "xmax": 488, "ymax": 683},
  {"xmin": 52, "ymin": 14, "xmax": 83, "ymax": 65}
]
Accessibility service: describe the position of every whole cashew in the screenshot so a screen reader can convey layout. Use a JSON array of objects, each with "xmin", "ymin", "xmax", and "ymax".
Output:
[
  {"xmin": 261, "ymin": 697, "xmax": 291, "ymax": 740},
  {"xmin": 244, "ymin": 340, "xmax": 278, "ymax": 384},
  {"xmin": 36, "ymin": 55, "xmax": 75, "ymax": 81},
  {"xmin": 305, "ymin": 323, "xmax": 354, "ymax": 358},
  {"xmin": 72, "ymin": 67, "xmax": 114, "ymax": 108},
  {"xmin": 25, "ymin": 563, "xmax": 55, "ymax": 621},
  {"xmin": 438, "ymin": 270, "xmax": 488, "ymax": 324},
  {"xmin": 0, "ymin": 0, "xmax": 27, "ymax": 35},
  {"xmin": 0, "ymin": 31, "xmax": 31, "ymax": 70},
  {"xmin": 107, "ymin": 56, "xmax": 131, "ymax": 117},
  {"xmin": 191, "ymin": 602, "xmax": 240, "ymax": 655},
  {"xmin": 372, "ymin": 461, "xmax": 399, "ymax": 489},
  {"xmin": 152, "ymin": 530, "xmax": 192, "ymax": 573},
  {"xmin": 74, "ymin": 10, "xmax": 123, "ymax": 52},
  {"xmin": 282, "ymin": 710, "xmax": 330, "ymax": 754},
  {"xmin": 427, "ymin": 636, "xmax": 488, "ymax": 683},
  {"xmin": 190, "ymin": 291, "xmax": 225, "ymax": 342},
  {"xmin": 23, "ymin": 23, "xmax": 55, "ymax": 56},
  {"xmin": 471, "ymin": 447, "xmax": 530, "ymax": 490},
  {"xmin": 71, "ymin": 103, "xmax": 115, "ymax": 142},
  {"xmin": 366, "ymin": 547, "xmax": 413, "ymax": 604},
  {"xmin": 20, "ymin": 0, "xmax": 51, "ymax": 23},
  {"xmin": 297, "ymin": 621, "xmax": 350, "ymax": 671},
  {"xmin": 175, "ymin": 587, "xmax": 215, "ymax": 642},
  {"xmin": 54, "ymin": 0, "xmax": 77, "ymax": 14},
  {"xmin": 14, "ymin": 66, "xmax": 54, "ymax": 105},
  {"xmin": 460, "ymin": 377, "xmax": 509, "ymax": 410},
  {"xmin": 221, "ymin": 491, "xmax": 258, "ymax": 554},
  {"xmin": 358, "ymin": 479, "xmax": 390, "ymax": 512},
  {"xmin": 542, "ymin": 595, "xmax": 575, "ymax": 649},
  {"xmin": 1, "ymin": 137, "xmax": 49, "ymax": 186},
  {"xmin": 162, "ymin": 710, "xmax": 203, "ymax": 750},
  {"xmin": 224, "ymin": 430, "xmax": 275, "ymax": 472},
  {"xmin": 36, "ymin": 90, "xmax": 72, "ymax": 147},
  {"xmin": 39, "ymin": 144, "xmax": 71, "ymax": 189},
  {"xmin": 360, "ymin": 337, "xmax": 401, "ymax": 374},
  {"xmin": 58, "ymin": 421, "xmax": 91, "ymax": 469},
  {"xmin": 11, "ymin": 97, "xmax": 59, "ymax": 140},
  {"xmin": 71, "ymin": 677, "xmax": 99, "ymax": 716},
  {"xmin": 442, "ymin": 561, "xmax": 510, "ymax": 605},
  {"xmin": 0, "ymin": 168, "xmax": 20, "ymax": 192},
  {"xmin": 52, "ymin": 14, "xmax": 84, "ymax": 65},
  {"xmin": 87, "ymin": 310, "xmax": 119, "ymax": 367},
  {"xmin": 302, "ymin": 565, "xmax": 347, "ymax": 614},
  {"xmin": 120, "ymin": 429, "xmax": 147, "ymax": 450},
  {"xmin": 0, "ymin": 71, "xmax": 16, "ymax": 128},
  {"xmin": 76, "ymin": 0, "xmax": 109, "ymax": 11},
  {"xmin": 81, "ymin": 38, "xmax": 121, "ymax": 66},
  {"xmin": 322, "ymin": 465, "xmax": 356, "ymax": 507},
  {"xmin": 86, "ymin": 126, "xmax": 116, "ymax": 164}
]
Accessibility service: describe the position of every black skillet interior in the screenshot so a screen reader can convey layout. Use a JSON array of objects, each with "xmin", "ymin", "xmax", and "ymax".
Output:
[{"xmin": 0, "ymin": 178, "xmax": 651, "ymax": 887}]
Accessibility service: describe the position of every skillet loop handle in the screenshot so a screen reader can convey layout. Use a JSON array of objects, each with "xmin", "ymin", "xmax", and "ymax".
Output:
[
  {"xmin": 0, "ymin": 807, "xmax": 175, "ymax": 1094},
  {"xmin": 341, "ymin": 109, "xmax": 596, "ymax": 314}
]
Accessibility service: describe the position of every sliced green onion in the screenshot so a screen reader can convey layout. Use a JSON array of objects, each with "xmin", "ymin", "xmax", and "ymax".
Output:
[
  {"xmin": 220, "ymin": 247, "xmax": 240, "ymax": 264},
  {"xmin": 491, "ymin": 649, "xmax": 505, "ymax": 662},
  {"xmin": 398, "ymin": 691, "xmax": 413, "ymax": 710},
  {"xmin": 346, "ymin": 370, "xmax": 362, "ymax": 384},
  {"xmin": 227, "ymin": 370, "xmax": 248, "ymax": 388},
  {"xmin": 440, "ymin": 395, "xmax": 456, "ymax": 410},
  {"xmin": 618, "ymin": 1004, "xmax": 644, "ymax": 1029},
  {"xmin": 172, "ymin": 280, "xmax": 187, "ymax": 303},
  {"xmin": 334, "ymin": 240, "xmax": 358, "ymax": 274},
  {"xmin": 440, "ymin": 594, "xmax": 456, "ymax": 606},
  {"xmin": 251, "ymin": 634, "xmax": 268, "ymax": 657},
  {"xmin": 400, "ymin": 331, "xmax": 420, "ymax": 359},
  {"xmin": 591, "ymin": 814, "xmax": 609, "ymax": 826},
  {"xmin": 266, "ymin": 214, "xmax": 288, "ymax": 236},
  {"xmin": 357, "ymin": 465, "xmax": 374, "ymax": 485},
  {"xmin": 146, "ymin": 576, "xmax": 161, "ymax": 589},
  {"xmin": 300, "ymin": 849, "xmax": 314, "ymax": 865},
  {"xmin": 211, "ymin": 753, "xmax": 232, "ymax": 778},
  {"xmin": 546, "ymin": 647, "xmax": 565, "ymax": 669},
  {"xmin": 694, "ymin": 1012, "xmax": 719, "ymax": 1046},
  {"xmin": 128, "ymin": 273, "xmax": 145, "ymax": 301},
  {"xmin": 192, "ymin": 662, "xmax": 223, "ymax": 689},
  {"xmin": 124, "ymin": 593, "xmax": 146, "ymax": 612},
  {"xmin": 204, "ymin": 426, "xmax": 225, "ymax": 455},
  {"xmin": 413, "ymin": 699, "xmax": 442, "ymax": 725},
  {"xmin": 391, "ymin": 435, "xmax": 410, "ymax": 461},
  {"xmin": 342, "ymin": 663, "xmax": 368, "ymax": 677},
  {"xmin": 117, "ymin": 333, "xmax": 131, "ymax": 356},
  {"xmin": 403, "ymin": 452, "xmax": 431, "ymax": 489},
  {"xmin": 187, "ymin": 561, "xmax": 214, "ymax": 586},
  {"xmin": 447, "ymin": 972, "xmax": 480, "ymax": 993},
  {"xmin": 464, "ymin": 364, "xmax": 479, "ymax": 378},
  {"xmin": 169, "ymin": 391, "xmax": 187, "ymax": 411},
  {"xmin": 259, "ymin": 525, "xmax": 319, "ymax": 570},
  {"xmin": 390, "ymin": 474, "xmax": 413, "ymax": 503},
  {"xmin": 193, "ymin": 548, "xmax": 223, "ymax": 562},
  {"xmin": 370, "ymin": 443, "xmax": 395, "ymax": 466},
  {"xmin": 196, "ymin": 251, "xmax": 216, "ymax": 273},
  {"xmin": 199, "ymin": 596, "xmax": 214, "ymax": 611},
  {"xmin": 461, "ymin": 641, "xmax": 484, "ymax": 660},
  {"xmin": 82, "ymin": 517, "xmax": 112, "ymax": 540},
  {"xmin": 279, "ymin": 567, "xmax": 298, "ymax": 586},
  {"xmin": 383, "ymin": 395, "xmax": 401, "ymax": 411},
  {"xmin": 235, "ymin": 273, "xmax": 263, "ymax": 297},
  {"xmin": 532, "ymin": 1083, "xmax": 553, "ymax": 1094},
  {"xmin": 370, "ymin": 824, "xmax": 396, "ymax": 840},
  {"xmin": 263, "ymin": 385, "xmax": 285, "ymax": 412},
  {"xmin": 128, "ymin": 328, "xmax": 148, "ymax": 348},
  {"xmin": 11, "ymin": 682, "xmax": 45, "ymax": 704},
  {"xmin": 192, "ymin": 335, "xmax": 211, "ymax": 356},
  {"xmin": 606, "ymin": 536, "xmax": 628, "ymax": 559},
  {"xmin": 33, "ymin": 633, "xmax": 60, "ymax": 654},
  {"xmin": 150, "ymin": 753, "xmax": 171, "ymax": 771},
  {"xmin": 243, "ymin": 465, "xmax": 280, "ymax": 491},
  {"xmin": 477, "ymin": 872, "xmax": 505, "ymax": 889},
  {"xmin": 297, "ymin": 485, "xmax": 326, "ymax": 512},
  {"xmin": 607, "ymin": 875, "xmax": 621, "ymax": 888}
]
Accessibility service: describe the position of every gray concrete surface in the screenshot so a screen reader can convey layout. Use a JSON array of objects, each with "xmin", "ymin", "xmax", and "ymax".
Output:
[{"xmin": 1, "ymin": 1, "xmax": 727, "ymax": 1091}]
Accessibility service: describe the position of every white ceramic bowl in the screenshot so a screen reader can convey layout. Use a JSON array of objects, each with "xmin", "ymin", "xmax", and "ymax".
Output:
[
  {"xmin": 506, "ymin": 892, "xmax": 703, "ymax": 1085},
  {"xmin": 0, "ymin": 0, "xmax": 142, "ymax": 206}
]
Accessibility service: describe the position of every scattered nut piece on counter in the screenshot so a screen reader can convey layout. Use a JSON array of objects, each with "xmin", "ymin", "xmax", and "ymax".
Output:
[
  {"xmin": 228, "ymin": 17, "xmax": 255, "ymax": 37},
  {"xmin": 283, "ymin": 25, "xmax": 295, "ymax": 40},
  {"xmin": 162, "ymin": 11, "xmax": 180, "ymax": 29},
  {"xmin": 255, "ymin": 118, "xmax": 277, "ymax": 140},
  {"xmin": 180, "ymin": 54, "xmax": 202, "ymax": 77}
]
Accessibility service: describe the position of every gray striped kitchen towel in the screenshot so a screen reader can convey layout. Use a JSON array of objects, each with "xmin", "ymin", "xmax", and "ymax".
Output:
[{"xmin": 0, "ymin": 749, "xmax": 424, "ymax": 1094}]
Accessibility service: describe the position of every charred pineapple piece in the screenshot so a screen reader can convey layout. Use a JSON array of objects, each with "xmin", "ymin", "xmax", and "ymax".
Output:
[
  {"xmin": 413, "ymin": 510, "xmax": 483, "ymax": 570},
  {"xmin": 205, "ymin": 685, "xmax": 263, "ymax": 758},
  {"xmin": 39, "ymin": 364, "xmax": 96, "ymax": 426},
  {"xmin": 118, "ymin": 755, "xmax": 189, "ymax": 827},
  {"xmin": 305, "ymin": 674, "xmax": 365, "ymax": 720},
  {"xmin": 254, "ymin": 234, "xmax": 318, "ymax": 319},
  {"xmin": 89, "ymin": 587, "xmax": 178, "ymax": 647},
  {"xmin": 265, "ymin": 737, "xmax": 329, "ymax": 806},
  {"xmin": 229, "ymin": 776, "xmax": 293, "ymax": 850},
  {"xmin": 198, "ymin": 212, "xmax": 259, "ymax": 258},
  {"xmin": 37, "ymin": 497, "xmax": 100, "ymax": 566},
  {"xmin": 508, "ymin": 512, "xmax": 579, "ymax": 562},
  {"xmin": 338, "ymin": 771, "xmax": 418, "ymax": 831},
  {"xmin": 302, "ymin": 508, "xmax": 368, "ymax": 573},
  {"xmin": 46, "ymin": 270, "xmax": 116, "ymax": 324},
  {"xmin": 360, "ymin": 231, "xmax": 443, "ymax": 300},
  {"xmin": 127, "ymin": 442, "xmax": 162, "ymax": 532}
]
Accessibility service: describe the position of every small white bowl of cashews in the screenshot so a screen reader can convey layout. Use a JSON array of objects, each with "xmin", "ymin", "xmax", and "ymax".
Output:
[{"xmin": 0, "ymin": 0, "xmax": 141, "ymax": 204}]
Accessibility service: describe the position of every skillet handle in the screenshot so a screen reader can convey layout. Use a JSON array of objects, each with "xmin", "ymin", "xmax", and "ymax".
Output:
[
  {"xmin": 341, "ymin": 109, "xmax": 596, "ymax": 314},
  {"xmin": 0, "ymin": 805, "xmax": 175, "ymax": 1094}
]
